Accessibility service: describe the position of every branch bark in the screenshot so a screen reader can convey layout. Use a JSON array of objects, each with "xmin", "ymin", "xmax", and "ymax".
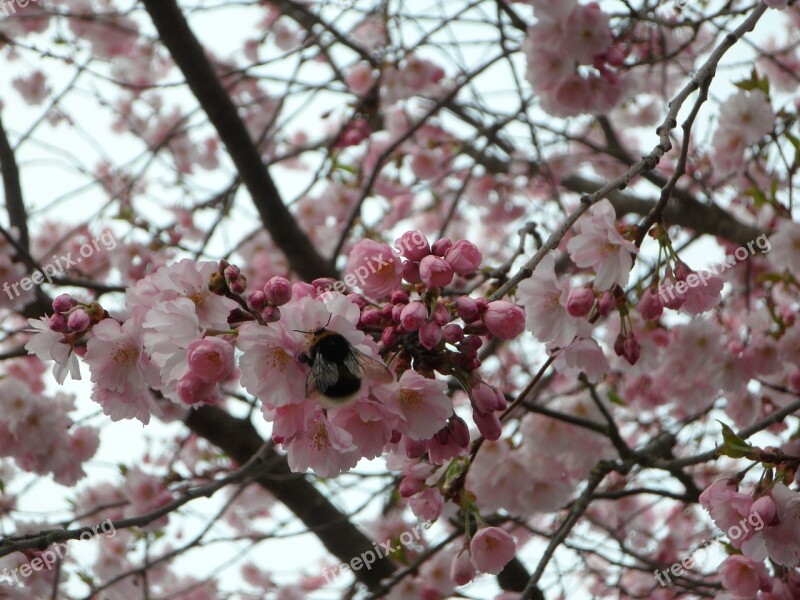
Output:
[{"xmin": 0, "ymin": 114, "xmax": 28, "ymax": 250}]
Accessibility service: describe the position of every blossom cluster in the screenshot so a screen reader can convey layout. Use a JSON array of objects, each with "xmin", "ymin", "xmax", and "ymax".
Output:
[{"xmin": 523, "ymin": 0, "xmax": 624, "ymax": 117}]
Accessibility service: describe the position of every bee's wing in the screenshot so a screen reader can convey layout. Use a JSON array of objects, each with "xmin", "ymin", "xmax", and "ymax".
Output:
[
  {"xmin": 305, "ymin": 353, "xmax": 340, "ymax": 397},
  {"xmin": 350, "ymin": 348, "xmax": 394, "ymax": 386}
]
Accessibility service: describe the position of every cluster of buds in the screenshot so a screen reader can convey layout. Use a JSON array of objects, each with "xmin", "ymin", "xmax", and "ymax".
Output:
[
  {"xmin": 47, "ymin": 293, "xmax": 108, "ymax": 351},
  {"xmin": 210, "ymin": 260, "xmax": 292, "ymax": 325}
]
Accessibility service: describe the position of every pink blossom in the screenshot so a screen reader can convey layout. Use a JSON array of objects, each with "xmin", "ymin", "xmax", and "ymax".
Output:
[
  {"xmin": 285, "ymin": 411, "xmax": 357, "ymax": 478},
  {"xmin": 375, "ymin": 370, "xmax": 451, "ymax": 441},
  {"xmin": 719, "ymin": 555, "xmax": 770, "ymax": 596},
  {"xmin": 769, "ymin": 220, "xmax": 800, "ymax": 277},
  {"xmin": 564, "ymin": 2, "xmax": 611, "ymax": 64},
  {"xmin": 482, "ymin": 300, "xmax": 525, "ymax": 340},
  {"xmin": 85, "ymin": 318, "xmax": 160, "ymax": 394},
  {"xmin": 345, "ymin": 239, "xmax": 402, "ymax": 299},
  {"xmin": 567, "ymin": 200, "xmax": 637, "ymax": 290},
  {"xmin": 186, "ymin": 336, "xmax": 234, "ymax": 383},
  {"xmin": 345, "ymin": 62, "xmax": 375, "ymax": 95},
  {"xmin": 237, "ymin": 321, "xmax": 307, "ymax": 408},
  {"xmin": 679, "ymin": 271, "xmax": 724, "ymax": 315},
  {"xmin": 560, "ymin": 337, "xmax": 610, "ymax": 383},
  {"xmin": 517, "ymin": 254, "xmax": 580, "ymax": 347},
  {"xmin": 718, "ymin": 90, "xmax": 775, "ymax": 143},
  {"xmin": 469, "ymin": 527, "xmax": 516, "ymax": 575},
  {"xmin": 450, "ymin": 550, "xmax": 476, "ymax": 586},
  {"xmin": 410, "ymin": 488, "xmax": 443, "ymax": 521}
]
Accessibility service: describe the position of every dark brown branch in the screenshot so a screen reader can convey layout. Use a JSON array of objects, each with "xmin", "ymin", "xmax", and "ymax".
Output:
[
  {"xmin": 138, "ymin": 0, "xmax": 336, "ymax": 281},
  {"xmin": 0, "ymin": 113, "xmax": 28, "ymax": 251}
]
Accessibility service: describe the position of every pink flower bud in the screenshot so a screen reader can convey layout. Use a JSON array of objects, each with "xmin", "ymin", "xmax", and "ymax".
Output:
[
  {"xmin": 471, "ymin": 382, "xmax": 500, "ymax": 413},
  {"xmin": 751, "ymin": 495, "xmax": 777, "ymax": 526},
  {"xmin": 455, "ymin": 297, "xmax": 480, "ymax": 322},
  {"xmin": 395, "ymin": 230, "xmax": 431, "ymax": 261},
  {"xmin": 448, "ymin": 416, "xmax": 471, "ymax": 448},
  {"xmin": 311, "ymin": 277, "xmax": 337, "ymax": 295},
  {"xmin": 345, "ymin": 239, "xmax": 403, "ymax": 299},
  {"xmin": 348, "ymin": 293, "xmax": 367, "ymax": 309},
  {"xmin": 187, "ymin": 337, "xmax": 234, "ymax": 383},
  {"xmin": 247, "ymin": 290, "xmax": 267, "ymax": 311},
  {"xmin": 391, "ymin": 290, "xmax": 409, "ymax": 304},
  {"xmin": 450, "ymin": 550, "xmax": 476, "ymax": 586},
  {"xmin": 261, "ymin": 306, "xmax": 281, "ymax": 322},
  {"xmin": 470, "ymin": 527, "xmax": 515, "ymax": 575},
  {"xmin": 381, "ymin": 326, "xmax": 397, "ymax": 348},
  {"xmin": 391, "ymin": 304, "xmax": 404, "ymax": 322},
  {"xmin": 791, "ymin": 369, "xmax": 800, "ymax": 393},
  {"xmin": 419, "ymin": 321, "xmax": 443, "ymax": 350},
  {"xmin": 67, "ymin": 309, "xmax": 91, "ymax": 332},
  {"xmin": 399, "ymin": 476, "xmax": 424, "ymax": 497},
  {"xmin": 292, "ymin": 281, "xmax": 316, "ymax": 299},
  {"xmin": 461, "ymin": 335, "xmax": 483, "ymax": 352},
  {"xmin": 597, "ymin": 291, "xmax": 615, "ymax": 316},
  {"xmin": 52, "ymin": 294, "xmax": 76, "ymax": 313},
  {"xmin": 400, "ymin": 301, "xmax": 427, "ymax": 331},
  {"xmin": 566, "ymin": 287, "xmax": 595, "ymax": 317},
  {"xmin": 445, "ymin": 240, "xmax": 482, "ymax": 275},
  {"xmin": 403, "ymin": 260, "xmax": 422, "ymax": 284},
  {"xmin": 49, "ymin": 312, "xmax": 68, "ymax": 332},
  {"xmin": 264, "ymin": 276, "xmax": 293, "ymax": 306},
  {"xmin": 177, "ymin": 372, "xmax": 214, "ymax": 405},
  {"xmin": 623, "ymin": 332, "xmax": 640, "ymax": 365},
  {"xmin": 472, "ymin": 409, "xmax": 502, "ymax": 440},
  {"xmin": 674, "ymin": 261, "xmax": 690, "ymax": 281},
  {"xmin": 360, "ymin": 308, "xmax": 383, "ymax": 327},
  {"xmin": 431, "ymin": 238, "xmax": 453, "ymax": 256},
  {"xmin": 606, "ymin": 46, "xmax": 625, "ymax": 66},
  {"xmin": 636, "ymin": 286, "xmax": 663, "ymax": 321},
  {"xmin": 494, "ymin": 388, "xmax": 508, "ymax": 411},
  {"xmin": 419, "ymin": 255, "xmax": 454, "ymax": 288},
  {"xmin": 404, "ymin": 437, "xmax": 428, "ymax": 459},
  {"xmin": 434, "ymin": 426, "xmax": 450, "ymax": 445},
  {"xmin": 482, "ymin": 301, "xmax": 525, "ymax": 340},
  {"xmin": 432, "ymin": 303, "xmax": 450, "ymax": 326},
  {"xmin": 443, "ymin": 323, "xmax": 464, "ymax": 344}
]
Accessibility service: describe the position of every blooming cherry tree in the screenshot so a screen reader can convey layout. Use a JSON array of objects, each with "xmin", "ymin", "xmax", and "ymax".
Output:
[{"xmin": 0, "ymin": 0, "xmax": 798, "ymax": 599}]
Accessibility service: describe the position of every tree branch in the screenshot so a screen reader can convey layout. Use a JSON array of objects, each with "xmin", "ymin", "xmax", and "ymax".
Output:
[{"xmin": 138, "ymin": 0, "xmax": 336, "ymax": 281}]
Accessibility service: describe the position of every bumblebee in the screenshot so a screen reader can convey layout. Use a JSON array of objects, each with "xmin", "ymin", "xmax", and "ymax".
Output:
[{"xmin": 299, "ymin": 327, "xmax": 394, "ymax": 406}]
